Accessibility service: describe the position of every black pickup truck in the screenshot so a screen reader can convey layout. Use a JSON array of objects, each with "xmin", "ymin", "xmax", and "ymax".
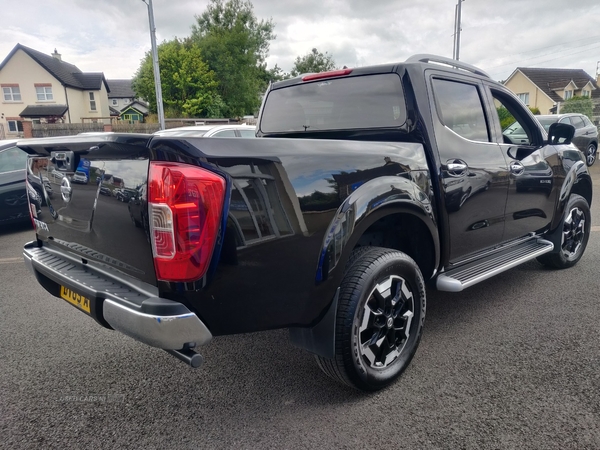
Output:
[{"xmin": 20, "ymin": 55, "xmax": 592, "ymax": 391}]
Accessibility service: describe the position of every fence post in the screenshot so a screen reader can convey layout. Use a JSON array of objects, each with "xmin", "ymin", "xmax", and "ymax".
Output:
[{"xmin": 103, "ymin": 124, "xmax": 113, "ymax": 132}]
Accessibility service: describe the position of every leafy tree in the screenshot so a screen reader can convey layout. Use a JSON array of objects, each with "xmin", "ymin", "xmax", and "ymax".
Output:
[
  {"xmin": 190, "ymin": 0, "xmax": 276, "ymax": 117},
  {"xmin": 132, "ymin": 39, "xmax": 223, "ymax": 117},
  {"xmin": 497, "ymin": 106, "xmax": 542, "ymax": 130},
  {"xmin": 560, "ymin": 96, "xmax": 594, "ymax": 119},
  {"xmin": 290, "ymin": 48, "xmax": 337, "ymax": 77}
]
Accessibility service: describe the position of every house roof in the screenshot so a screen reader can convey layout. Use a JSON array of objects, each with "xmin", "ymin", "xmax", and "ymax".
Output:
[
  {"xmin": 109, "ymin": 106, "xmax": 120, "ymax": 116},
  {"xmin": 515, "ymin": 67, "xmax": 599, "ymax": 103},
  {"xmin": 106, "ymin": 79, "xmax": 135, "ymax": 98},
  {"xmin": 0, "ymin": 43, "xmax": 109, "ymax": 92},
  {"xmin": 120, "ymin": 105, "xmax": 146, "ymax": 116},
  {"xmin": 20, "ymin": 104, "xmax": 68, "ymax": 118}
]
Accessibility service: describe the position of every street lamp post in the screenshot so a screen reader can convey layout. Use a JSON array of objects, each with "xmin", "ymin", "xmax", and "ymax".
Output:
[
  {"xmin": 142, "ymin": 0, "xmax": 165, "ymax": 130},
  {"xmin": 453, "ymin": 0, "xmax": 464, "ymax": 61}
]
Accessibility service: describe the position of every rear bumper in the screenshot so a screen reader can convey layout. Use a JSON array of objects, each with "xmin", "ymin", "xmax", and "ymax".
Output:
[{"xmin": 23, "ymin": 241, "xmax": 212, "ymax": 350}]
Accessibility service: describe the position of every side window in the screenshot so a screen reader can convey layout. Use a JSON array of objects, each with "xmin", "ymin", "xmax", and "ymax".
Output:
[
  {"xmin": 489, "ymin": 89, "xmax": 540, "ymax": 148},
  {"xmin": 212, "ymin": 130, "xmax": 237, "ymax": 137},
  {"xmin": 433, "ymin": 79, "xmax": 489, "ymax": 142},
  {"xmin": 569, "ymin": 116, "xmax": 585, "ymax": 129},
  {"xmin": 238, "ymin": 129, "xmax": 256, "ymax": 138},
  {"xmin": 0, "ymin": 147, "xmax": 28, "ymax": 173}
]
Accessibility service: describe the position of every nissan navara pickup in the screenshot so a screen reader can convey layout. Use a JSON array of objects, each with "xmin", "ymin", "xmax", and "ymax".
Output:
[{"xmin": 20, "ymin": 55, "xmax": 592, "ymax": 391}]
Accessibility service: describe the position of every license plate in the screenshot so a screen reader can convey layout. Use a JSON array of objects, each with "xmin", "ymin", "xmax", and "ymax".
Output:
[{"xmin": 60, "ymin": 286, "xmax": 91, "ymax": 314}]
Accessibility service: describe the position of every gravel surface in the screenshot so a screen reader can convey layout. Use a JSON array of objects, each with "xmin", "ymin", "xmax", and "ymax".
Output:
[{"xmin": 1, "ymin": 168, "xmax": 599, "ymax": 450}]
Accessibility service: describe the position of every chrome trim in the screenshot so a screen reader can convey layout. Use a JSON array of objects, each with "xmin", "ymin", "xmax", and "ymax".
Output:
[{"xmin": 103, "ymin": 300, "xmax": 213, "ymax": 350}]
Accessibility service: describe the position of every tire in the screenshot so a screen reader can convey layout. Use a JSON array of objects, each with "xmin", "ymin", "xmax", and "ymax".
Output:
[
  {"xmin": 315, "ymin": 247, "xmax": 426, "ymax": 391},
  {"xmin": 537, "ymin": 194, "xmax": 590, "ymax": 269},
  {"xmin": 585, "ymin": 143, "xmax": 597, "ymax": 167}
]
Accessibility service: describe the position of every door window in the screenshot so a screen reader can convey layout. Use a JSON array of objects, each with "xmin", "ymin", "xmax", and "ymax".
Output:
[
  {"xmin": 568, "ymin": 116, "xmax": 585, "ymax": 129},
  {"xmin": 432, "ymin": 79, "xmax": 489, "ymax": 142},
  {"xmin": 0, "ymin": 147, "xmax": 27, "ymax": 173},
  {"xmin": 489, "ymin": 89, "xmax": 541, "ymax": 149}
]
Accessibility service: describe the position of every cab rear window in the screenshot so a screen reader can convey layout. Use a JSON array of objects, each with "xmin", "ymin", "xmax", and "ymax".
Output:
[{"xmin": 260, "ymin": 73, "xmax": 407, "ymax": 133}]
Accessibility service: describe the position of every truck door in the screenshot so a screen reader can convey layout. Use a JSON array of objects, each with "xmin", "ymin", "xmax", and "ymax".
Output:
[
  {"xmin": 429, "ymin": 75, "xmax": 509, "ymax": 262},
  {"xmin": 483, "ymin": 85, "xmax": 558, "ymax": 242}
]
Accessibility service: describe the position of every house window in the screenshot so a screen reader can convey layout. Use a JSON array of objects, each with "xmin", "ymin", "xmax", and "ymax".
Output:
[
  {"xmin": 517, "ymin": 93, "xmax": 529, "ymax": 105},
  {"xmin": 36, "ymin": 86, "xmax": 53, "ymax": 101},
  {"xmin": 564, "ymin": 90, "xmax": 573, "ymax": 100},
  {"xmin": 7, "ymin": 120, "xmax": 24, "ymax": 133},
  {"xmin": 2, "ymin": 86, "xmax": 21, "ymax": 101},
  {"xmin": 89, "ymin": 92, "xmax": 97, "ymax": 111},
  {"xmin": 583, "ymin": 89, "xmax": 590, "ymax": 97},
  {"xmin": 112, "ymin": 99, "xmax": 118, "ymax": 106}
]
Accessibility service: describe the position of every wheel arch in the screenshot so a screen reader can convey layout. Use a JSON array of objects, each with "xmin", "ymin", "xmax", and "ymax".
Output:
[{"xmin": 292, "ymin": 177, "xmax": 439, "ymax": 359}]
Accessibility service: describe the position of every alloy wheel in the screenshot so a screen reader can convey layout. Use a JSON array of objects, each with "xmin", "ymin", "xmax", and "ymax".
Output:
[
  {"xmin": 561, "ymin": 206, "xmax": 586, "ymax": 261},
  {"xmin": 586, "ymin": 144, "xmax": 596, "ymax": 166},
  {"xmin": 357, "ymin": 275, "xmax": 414, "ymax": 369}
]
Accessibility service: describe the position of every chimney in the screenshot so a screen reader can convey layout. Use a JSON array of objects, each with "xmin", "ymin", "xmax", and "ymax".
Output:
[{"xmin": 51, "ymin": 49, "xmax": 61, "ymax": 61}]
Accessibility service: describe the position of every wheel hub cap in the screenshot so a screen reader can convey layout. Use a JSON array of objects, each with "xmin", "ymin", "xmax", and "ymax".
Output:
[{"xmin": 357, "ymin": 275, "xmax": 415, "ymax": 369}]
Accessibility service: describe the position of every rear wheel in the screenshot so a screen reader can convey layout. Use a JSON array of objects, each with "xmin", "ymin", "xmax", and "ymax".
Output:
[
  {"xmin": 537, "ymin": 194, "xmax": 590, "ymax": 269},
  {"xmin": 585, "ymin": 143, "xmax": 597, "ymax": 167},
  {"xmin": 316, "ymin": 247, "xmax": 426, "ymax": 391}
]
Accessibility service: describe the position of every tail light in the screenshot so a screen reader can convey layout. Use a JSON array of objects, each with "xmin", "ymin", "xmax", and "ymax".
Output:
[{"xmin": 148, "ymin": 162, "xmax": 226, "ymax": 282}]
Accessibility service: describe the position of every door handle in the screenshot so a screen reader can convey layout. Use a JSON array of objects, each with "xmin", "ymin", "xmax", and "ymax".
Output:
[
  {"xmin": 509, "ymin": 161, "xmax": 524, "ymax": 176},
  {"xmin": 445, "ymin": 159, "xmax": 468, "ymax": 177}
]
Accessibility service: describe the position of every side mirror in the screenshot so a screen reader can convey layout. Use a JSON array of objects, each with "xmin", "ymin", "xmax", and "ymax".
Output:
[{"xmin": 547, "ymin": 122, "xmax": 575, "ymax": 145}]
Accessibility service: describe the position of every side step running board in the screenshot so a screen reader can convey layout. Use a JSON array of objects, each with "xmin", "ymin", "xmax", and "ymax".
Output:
[{"xmin": 436, "ymin": 237, "xmax": 554, "ymax": 292}]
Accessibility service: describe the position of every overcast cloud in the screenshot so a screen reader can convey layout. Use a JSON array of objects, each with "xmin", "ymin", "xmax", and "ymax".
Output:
[{"xmin": 1, "ymin": 0, "xmax": 599, "ymax": 82}]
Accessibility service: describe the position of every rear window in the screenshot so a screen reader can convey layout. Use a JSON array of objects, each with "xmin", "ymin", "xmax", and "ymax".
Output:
[{"xmin": 260, "ymin": 73, "xmax": 407, "ymax": 133}]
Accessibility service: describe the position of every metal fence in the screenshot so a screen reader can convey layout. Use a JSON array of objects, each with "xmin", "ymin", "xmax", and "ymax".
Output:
[{"xmin": 31, "ymin": 123, "xmax": 105, "ymax": 138}]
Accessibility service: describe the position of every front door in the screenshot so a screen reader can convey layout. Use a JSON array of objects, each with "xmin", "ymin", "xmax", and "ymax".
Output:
[
  {"xmin": 484, "ymin": 86, "xmax": 558, "ymax": 241},
  {"xmin": 429, "ymin": 75, "xmax": 509, "ymax": 262}
]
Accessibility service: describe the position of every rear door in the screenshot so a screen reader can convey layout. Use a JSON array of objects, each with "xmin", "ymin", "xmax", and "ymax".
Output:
[{"xmin": 428, "ymin": 73, "xmax": 509, "ymax": 262}]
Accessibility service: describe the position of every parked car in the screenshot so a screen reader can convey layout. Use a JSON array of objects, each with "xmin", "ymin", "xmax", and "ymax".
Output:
[
  {"xmin": 154, "ymin": 124, "xmax": 256, "ymax": 138},
  {"xmin": 536, "ymin": 114, "xmax": 598, "ymax": 166},
  {"xmin": 116, "ymin": 188, "xmax": 137, "ymax": 202},
  {"xmin": 0, "ymin": 141, "xmax": 41, "ymax": 225},
  {"xmin": 99, "ymin": 186, "xmax": 112, "ymax": 196},
  {"xmin": 20, "ymin": 55, "xmax": 592, "ymax": 391},
  {"xmin": 71, "ymin": 170, "xmax": 88, "ymax": 184}
]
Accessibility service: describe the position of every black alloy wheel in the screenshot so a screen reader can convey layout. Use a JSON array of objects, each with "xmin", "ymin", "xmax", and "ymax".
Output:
[
  {"xmin": 537, "ymin": 194, "xmax": 590, "ymax": 269},
  {"xmin": 316, "ymin": 246, "xmax": 426, "ymax": 391}
]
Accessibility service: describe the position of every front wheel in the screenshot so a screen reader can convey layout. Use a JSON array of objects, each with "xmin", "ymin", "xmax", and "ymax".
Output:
[
  {"xmin": 537, "ymin": 194, "xmax": 590, "ymax": 269},
  {"xmin": 585, "ymin": 143, "xmax": 597, "ymax": 167},
  {"xmin": 315, "ymin": 247, "xmax": 426, "ymax": 391}
]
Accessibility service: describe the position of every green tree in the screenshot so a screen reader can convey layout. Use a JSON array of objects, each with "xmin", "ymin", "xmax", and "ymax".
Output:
[
  {"xmin": 290, "ymin": 48, "xmax": 337, "ymax": 77},
  {"xmin": 497, "ymin": 106, "xmax": 542, "ymax": 131},
  {"xmin": 560, "ymin": 96, "xmax": 594, "ymax": 119},
  {"xmin": 132, "ymin": 39, "xmax": 223, "ymax": 117},
  {"xmin": 190, "ymin": 0, "xmax": 276, "ymax": 117}
]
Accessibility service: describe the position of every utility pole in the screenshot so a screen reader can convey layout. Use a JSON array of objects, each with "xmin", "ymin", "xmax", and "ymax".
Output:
[
  {"xmin": 142, "ymin": 0, "xmax": 165, "ymax": 130},
  {"xmin": 453, "ymin": 0, "xmax": 464, "ymax": 61}
]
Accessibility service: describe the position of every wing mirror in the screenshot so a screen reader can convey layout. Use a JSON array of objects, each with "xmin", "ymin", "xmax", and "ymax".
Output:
[{"xmin": 547, "ymin": 123, "xmax": 575, "ymax": 145}]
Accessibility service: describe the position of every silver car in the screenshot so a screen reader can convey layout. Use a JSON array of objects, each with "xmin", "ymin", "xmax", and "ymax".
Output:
[{"xmin": 536, "ymin": 114, "xmax": 598, "ymax": 166}]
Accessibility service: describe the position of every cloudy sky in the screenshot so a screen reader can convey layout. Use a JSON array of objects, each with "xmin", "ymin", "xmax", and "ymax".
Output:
[{"xmin": 1, "ymin": 0, "xmax": 599, "ymax": 83}]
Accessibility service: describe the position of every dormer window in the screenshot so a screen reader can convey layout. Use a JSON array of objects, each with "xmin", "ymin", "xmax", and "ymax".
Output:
[
  {"xmin": 564, "ymin": 90, "xmax": 573, "ymax": 100},
  {"xmin": 583, "ymin": 89, "xmax": 590, "ymax": 97}
]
